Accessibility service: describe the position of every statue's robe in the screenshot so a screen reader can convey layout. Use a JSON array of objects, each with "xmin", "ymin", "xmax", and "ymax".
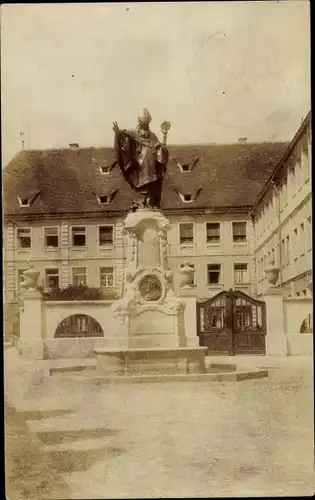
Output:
[{"xmin": 114, "ymin": 129, "xmax": 169, "ymax": 192}]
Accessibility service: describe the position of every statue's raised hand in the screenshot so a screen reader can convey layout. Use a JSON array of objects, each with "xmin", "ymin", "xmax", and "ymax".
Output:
[{"xmin": 112, "ymin": 121, "xmax": 120, "ymax": 134}]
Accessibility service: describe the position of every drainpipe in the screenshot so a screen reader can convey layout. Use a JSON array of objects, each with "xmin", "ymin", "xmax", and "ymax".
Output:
[{"xmin": 271, "ymin": 181, "xmax": 283, "ymax": 288}]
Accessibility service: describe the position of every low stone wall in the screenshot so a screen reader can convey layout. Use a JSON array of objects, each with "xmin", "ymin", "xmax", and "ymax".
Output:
[
  {"xmin": 43, "ymin": 337, "xmax": 110, "ymax": 359},
  {"xmin": 287, "ymin": 334, "xmax": 313, "ymax": 356},
  {"xmin": 44, "ymin": 300, "xmax": 114, "ymax": 339},
  {"xmin": 283, "ymin": 297, "xmax": 313, "ymax": 356},
  {"xmin": 42, "ymin": 300, "xmax": 115, "ymax": 358}
]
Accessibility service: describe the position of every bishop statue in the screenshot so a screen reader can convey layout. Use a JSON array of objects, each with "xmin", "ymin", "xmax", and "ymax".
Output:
[{"xmin": 113, "ymin": 109, "xmax": 171, "ymax": 209}]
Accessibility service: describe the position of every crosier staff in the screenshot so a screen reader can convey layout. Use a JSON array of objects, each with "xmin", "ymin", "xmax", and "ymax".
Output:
[{"xmin": 161, "ymin": 121, "xmax": 171, "ymax": 146}]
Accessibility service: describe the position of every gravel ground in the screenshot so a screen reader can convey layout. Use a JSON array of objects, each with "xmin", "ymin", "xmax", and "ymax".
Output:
[{"xmin": 5, "ymin": 363, "xmax": 315, "ymax": 499}]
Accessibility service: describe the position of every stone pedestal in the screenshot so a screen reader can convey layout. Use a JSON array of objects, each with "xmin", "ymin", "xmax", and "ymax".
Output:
[
  {"xmin": 96, "ymin": 208, "xmax": 205, "ymax": 374},
  {"xmin": 19, "ymin": 289, "xmax": 44, "ymax": 360},
  {"xmin": 179, "ymin": 288, "xmax": 199, "ymax": 348},
  {"xmin": 264, "ymin": 286, "xmax": 287, "ymax": 356}
]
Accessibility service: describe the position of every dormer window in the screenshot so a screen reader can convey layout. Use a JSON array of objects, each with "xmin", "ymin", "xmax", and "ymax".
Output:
[
  {"xmin": 176, "ymin": 188, "xmax": 202, "ymax": 203},
  {"xmin": 18, "ymin": 197, "xmax": 30, "ymax": 207},
  {"xmin": 182, "ymin": 164, "xmax": 191, "ymax": 172},
  {"xmin": 99, "ymin": 165, "xmax": 110, "ymax": 175},
  {"xmin": 98, "ymin": 195, "xmax": 108, "ymax": 205},
  {"xmin": 183, "ymin": 194, "xmax": 192, "ymax": 202},
  {"xmin": 94, "ymin": 189, "xmax": 118, "ymax": 206},
  {"xmin": 17, "ymin": 190, "xmax": 40, "ymax": 208},
  {"xmin": 171, "ymin": 156, "xmax": 201, "ymax": 172}
]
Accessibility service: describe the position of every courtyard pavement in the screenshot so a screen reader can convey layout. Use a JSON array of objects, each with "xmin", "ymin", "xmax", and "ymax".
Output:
[{"xmin": 5, "ymin": 347, "xmax": 315, "ymax": 499}]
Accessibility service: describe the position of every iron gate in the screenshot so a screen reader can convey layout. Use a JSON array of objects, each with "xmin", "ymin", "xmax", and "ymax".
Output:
[{"xmin": 197, "ymin": 289, "xmax": 266, "ymax": 355}]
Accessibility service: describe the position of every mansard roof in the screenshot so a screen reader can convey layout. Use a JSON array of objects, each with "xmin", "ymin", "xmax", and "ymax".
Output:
[{"xmin": 3, "ymin": 142, "xmax": 289, "ymax": 218}]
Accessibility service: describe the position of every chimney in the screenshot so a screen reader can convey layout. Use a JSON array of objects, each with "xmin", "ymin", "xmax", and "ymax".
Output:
[
  {"xmin": 238, "ymin": 138, "xmax": 248, "ymax": 144},
  {"xmin": 69, "ymin": 143, "xmax": 79, "ymax": 149}
]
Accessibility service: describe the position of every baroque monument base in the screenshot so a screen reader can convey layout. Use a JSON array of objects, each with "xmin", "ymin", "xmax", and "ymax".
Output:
[
  {"xmin": 94, "ymin": 347, "xmax": 207, "ymax": 376},
  {"xmin": 94, "ymin": 208, "xmax": 206, "ymax": 376}
]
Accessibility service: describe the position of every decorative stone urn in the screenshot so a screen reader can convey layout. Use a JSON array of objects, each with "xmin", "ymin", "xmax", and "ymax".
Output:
[
  {"xmin": 20, "ymin": 265, "xmax": 40, "ymax": 291},
  {"xmin": 264, "ymin": 260, "xmax": 280, "ymax": 286},
  {"xmin": 180, "ymin": 261, "xmax": 195, "ymax": 288}
]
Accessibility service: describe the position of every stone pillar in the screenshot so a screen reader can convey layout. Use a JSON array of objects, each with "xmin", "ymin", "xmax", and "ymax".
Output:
[
  {"xmin": 19, "ymin": 288, "xmax": 44, "ymax": 359},
  {"xmin": 179, "ymin": 262, "xmax": 199, "ymax": 348},
  {"xmin": 263, "ymin": 286, "xmax": 287, "ymax": 356}
]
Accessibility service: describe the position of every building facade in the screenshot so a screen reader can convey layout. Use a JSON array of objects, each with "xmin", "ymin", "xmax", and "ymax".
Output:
[
  {"xmin": 4, "ymin": 211, "xmax": 256, "ymax": 304},
  {"xmin": 252, "ymin": 113, "xmax": 312, "ymax": 298}
]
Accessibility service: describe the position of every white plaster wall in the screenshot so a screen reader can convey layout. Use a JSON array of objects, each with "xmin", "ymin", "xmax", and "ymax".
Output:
[
  {"xmin": 287, "ymin": 334, "xmax": 313, "ymax": 356},
  {"xmin": 43, "ymin": 300, "xmax": 114, "ymax": 339},
  {"xmin": 283, "ymin": 298, "xmax": 313, "ymax": 335}
]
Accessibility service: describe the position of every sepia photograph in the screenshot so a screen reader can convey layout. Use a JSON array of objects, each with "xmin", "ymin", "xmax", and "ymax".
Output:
[{"xmin": 2, "ymin": 1, "xmax": 313, "ymax": 498}]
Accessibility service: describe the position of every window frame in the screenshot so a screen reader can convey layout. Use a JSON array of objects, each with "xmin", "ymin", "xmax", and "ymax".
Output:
[
  {"xmin": 205, "ymin": 222, "xmax": 221, "ymax": 245},
  {"xmin": 99, "ymin": 266, "xmax": 115, "ymax": 288},
  {"xmin": 72, "ymin": 266, "xmax": 87, "ymax": 287},
  {"xmin": 207, "ymin": 263, "xmax": 221, "ymax": 285},
  {"xmin": 16, "ymin": 227, "xmax": 32, "ymax": 250},
  {"xmin": 179, "ymin": 222, "xmax": 195, "ymax": 246},
  {"xmin": 231, "ymin": 221, "xmax": 247, "ymax": 244},
  {"xmin": 71, "ymin": 225, "xmax": 87, "ymax": 248},
  {"xmin": 43, "ymin": 226, "xmax": 60, "ymax": 249},
  {"xmin": 233, "ymin": 263, "xmax": 249, "ymax": 284},
  {"xmin": 98, "ymin": 224, "xmax": 114, "ymax": 247},
  {"xmin": 45, "ymin": 268, "xmax": 60, "ymax": 290}
]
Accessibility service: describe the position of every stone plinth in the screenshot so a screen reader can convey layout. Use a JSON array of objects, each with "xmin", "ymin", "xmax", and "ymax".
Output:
[{"xmin": 95, "ymin": 347, "xmax": 207, "ymax": 376}]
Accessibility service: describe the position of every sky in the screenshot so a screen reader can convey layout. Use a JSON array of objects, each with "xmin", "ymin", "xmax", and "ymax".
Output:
[{"xmin": 1, "ymin": 1, "xmax": 311, "ymax": 166}]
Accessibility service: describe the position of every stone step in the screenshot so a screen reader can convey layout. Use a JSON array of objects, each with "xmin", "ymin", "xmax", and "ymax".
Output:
[
  {"xmin": 43, "ymin": 358, "xmax": 97, "ymax": 375},
  {"xmin": 53, "ymin": 369, "xmax": 269, "ymax": 385},
  {"xmin": 41, "ymin": 437, "xmax": 115, "ymax": 453},
  {"xmin": 27, "ymin": 416, "xmax": 116, "ymax": 434}
]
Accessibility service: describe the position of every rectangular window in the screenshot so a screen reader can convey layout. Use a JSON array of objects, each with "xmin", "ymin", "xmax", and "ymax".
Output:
[
  {"xmin": 206, "ymin": 223, "xmax": 220, "ymax": 243},
  {"xmin": 302, "ymin": 141, "xmax": 309, "ymax": 182},
  {"xmin": 233, "ymin": 263, "xmax": 248, "ymax": 284},
  {"xmin": 72, "ymin": 226, "xmax": 86, "ymax": 247},
  {"xmin": 44, "ymin": 227, "xmax": 59, "ymax": 248},
  {"xmin": 271, "ymin": 248, "xmax": 275, "ymax": 265},
  {"xmin": 100, "ymin": 267, "xmax": 114, "ymax": 287},
  {"xmin": 285, "ymin": 235, "xmax": 290, "ymax": 266},
  {"xmin": 300, "ymin": 223, "xmax": 305, "ymax": 255},
  {"xmin": 72, "ymin": 267, "xmax": 87, "ymax": 286},
  {"xmin": 232, "ymin": 222, "xmax": 247, "ymax": 243},
  {"xmin": 179, "ymin": 223, "xmax": 194, "ymax": 244},
  {"xmin": 17, "ymin": 228, "xmax": 31, "ymax": 249},
  {"xmin": 45, "ymin": 268, "xmax": 59, "ymax": 289},
  {"xmin": 306, "ymin": 216, "xmax": 312, "ymax": 251},
  {"xmin": 99, "ymin": 226, "xmax": 114, "ymax": 246},
  {"xmin": 293, "ymin": 228, "xmax": 298, "ymax": 261},
  {"xmin": 280, "ymin": 239, "xmax": 285, "ymax": 266},
  {"xmin": 207, "ymin": 264, "xmax": 221, "ymax": 284},
  {"xmin": 283, "ymin": 178, "xmax": 288, "ymax": 207}
]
